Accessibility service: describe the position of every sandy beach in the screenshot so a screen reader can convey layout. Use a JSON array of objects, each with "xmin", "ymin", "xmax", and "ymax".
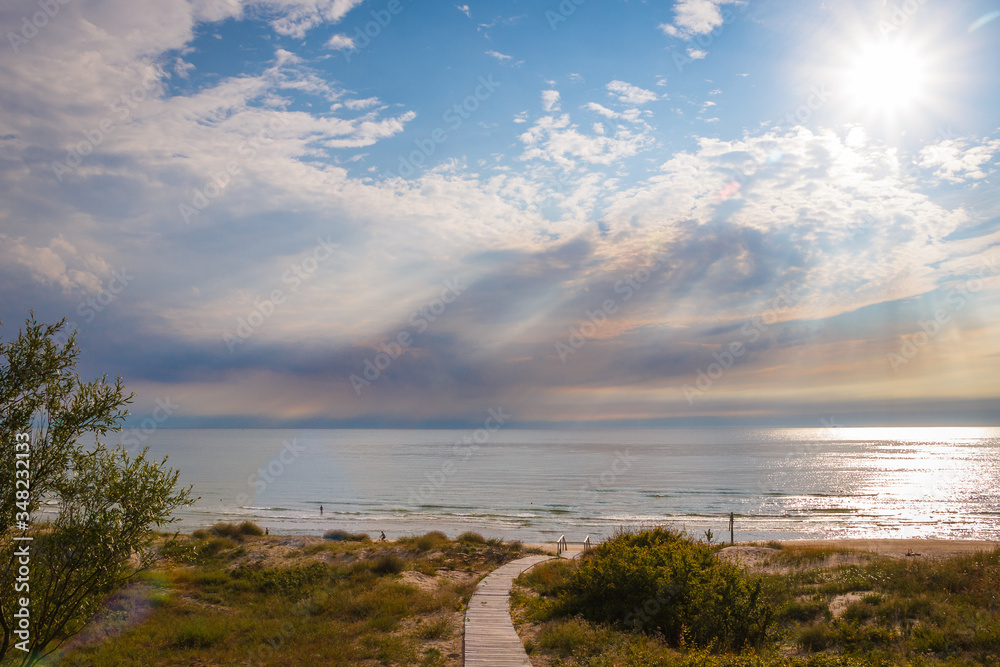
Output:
[
  {"xmin": 528, "ymin": 537, "xmax": 1000, "ymax": 561},
  {"xmin": 779, "ymin": 538, "xmax": 1000, "ymax": 558}
]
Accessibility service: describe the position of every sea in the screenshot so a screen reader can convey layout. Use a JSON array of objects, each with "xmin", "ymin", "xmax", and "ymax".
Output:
[{"xmin": 122, "ymin": 427, "xmax": 1000, "ymax": 544}]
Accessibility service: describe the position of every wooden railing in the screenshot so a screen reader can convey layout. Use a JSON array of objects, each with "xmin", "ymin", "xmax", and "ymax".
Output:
[{"xmin": 555, "ymin": 534, "xmax": 597, "ymax": 556}]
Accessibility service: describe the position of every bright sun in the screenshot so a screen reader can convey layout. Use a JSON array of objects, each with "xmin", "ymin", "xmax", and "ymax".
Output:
[{"xmin": 845, "ymin": 41, "xmax": 927, "ymax": 116}]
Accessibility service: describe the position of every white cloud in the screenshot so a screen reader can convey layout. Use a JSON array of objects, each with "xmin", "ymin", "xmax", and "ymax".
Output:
[
  {"xmin": 519, "ymin": 112, "xmax": 654, "ymax": 168},
  {"xmin": 585, "ymin": 102, "xmax": 618, "ymax": 119},
  {"xmin": 687, "ymin": 48, "xmax": 708, "ymax": 60},
  {"xmin": 918, "ymin": 139, "xmax": 1000, "ymax": 183},
  {"xmin": 457, "ymin": 4, "xmax": 470, "ymax": 17},
  {"xmin": 266, "ymin": 0, "xmax": 367, "ymax": 38},
  {"xmin": 659, "ymin": 0, "xmax": 742, "ymax": 39},
  {"xmin": 603, "ymin": 127, "xmax": 976, "ymax": 319},
  {"xmin": 486, "ymin": 50, "xmax": 512, "ymax": 62},
  {"xmin": 343, "ymin": 97, "xmax": 380, "ymax": 110},
  {"xmin": 326, "ymin": 33, "xmax": 355, "ymax": 50},
  {"xmin": 0, "ymin": 235, "xmax": 109, "ymax": 294},
  {"xmin": 541, "ymin": 90, "xmax": 561, "ymax": 113},
  {"xmin": 606, "ymin": 80, "xmax": 658, "ymax": 106}
]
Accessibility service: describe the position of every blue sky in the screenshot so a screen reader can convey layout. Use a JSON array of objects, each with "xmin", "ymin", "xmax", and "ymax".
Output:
[{"xmin": 1, "ymin": 0, "xmax": 999, "ymax": 428}]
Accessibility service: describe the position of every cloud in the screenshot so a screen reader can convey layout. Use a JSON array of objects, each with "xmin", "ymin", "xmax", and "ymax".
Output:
[
  {"xmin": 519, "ymin": 111, "xmax": 654, "ymax": 169},
  {"xmin": 687, "ymin": 48, "xmax": 708, "ymax": 60},
  {"xmin": 2, "ymin": 0, "xmax": 997, "ymax": 428},
  {"xmin": 326, "ymin": 33, "xmax": 355, "ymax": 50},
  {"xmin": 585, "ymin": 103, "xmax": 618, "ymax": 119},
  {"xmin": 602, "ymin": 127, "xmax": 976, "ymax": 320},
  {"xmin": 606, "ymin": 80, "xmax": 658, "ymax": 105},
  {"xmin": 343, "ymin": 97, "xmax": 380, "ymax": 110},
  {"xmin": 918, "ymin": 138, "xmax": 1000, "ymax": 183},
  {"xmin": 457, "ymin": 4, "xmax": 470, "ymax": 17},
  {"xmin": 659, "ymin": 0, "xmax": 742, "ymax": 39},
  {"xmin": 486, "ymin": 50, "xmax": 512, "ymax": 62},
  {"xmin": 541, "ymin": 90, "xmax": 561, "ymax": 112},
  {"xmin": 266, "ymin": 0, "xmax": 367, "ymax": 38},
  {"xmin": 0, "ymin": 235, "xmax": 109, "ymax": 294}
]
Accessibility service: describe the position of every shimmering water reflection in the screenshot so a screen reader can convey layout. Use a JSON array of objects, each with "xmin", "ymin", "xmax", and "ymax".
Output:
[{"xmin": 134, "ymin": 427, "xmax": 1000, "ymax": 543}]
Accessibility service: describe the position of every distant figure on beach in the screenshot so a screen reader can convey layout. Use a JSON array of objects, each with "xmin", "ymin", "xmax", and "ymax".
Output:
[
  {"xmin": 380, "ymin": 531, "xmax": 386, "ymax": 542},
  {"xmin": 320, "ymin": 504, "xmax": 323, "ymax": 516},
  {"xmin": 265, "ymin": 527, "xmax": 269, "ymax": 535}
]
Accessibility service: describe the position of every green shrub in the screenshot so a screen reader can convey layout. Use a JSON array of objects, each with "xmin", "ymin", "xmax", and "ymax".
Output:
[
  {"xmin": 172, "ymin": 618, "xmax": 226, "ymax": 648},
  {"xmin": 537, "ymin": 617, "xmax": 614, "ymax": 656},
  {"xmin": 798, "ymin": 622, "xmax": 837, "ymax": 652},
  {"xmin": 520, "ymin": 559, "xmax": 574, "ymax": 597},
  {"xmin": 230, "ymin": 562, "xmax": 330, "ymax": 599},
  {"xmin": 457, "ymin": 531, "xmax": 486, "ymax": 544},
  {"xmin": 564, "ymin": 528, "xmax": 772, "ymax": 650},
  {"xmin": 372, "ymin": 554, "xmax": 405, "ymax": 575},
  {"xmin": 778, "ymin": 598, "xmax": 830, "ymax": 623},
  {"xmin": 200, "ymin": 536, "xmax": 237, "ymax": 558},
  {"xmin": 159, "ymin": 538, "xmax": 200, "ymax": 563},
  {"xmin": 208, "ymin": 521, "xmax": 264, "ymax": 541},
  {"xmin": 324, "ymin": 529, "xmax": 371, "ymax": 542},
  {"xmin": 415, "ymin": 531, "xmax": 450, "ymax": 551},
  {"xmin": 417, "ymin": 616, "xmax": 452, "ymax": 639}
]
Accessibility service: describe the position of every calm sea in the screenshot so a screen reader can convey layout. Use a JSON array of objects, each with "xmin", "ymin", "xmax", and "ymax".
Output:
[{"xmin": 125, "ymin": 427, "xmax": 1000, "ymax": 544}]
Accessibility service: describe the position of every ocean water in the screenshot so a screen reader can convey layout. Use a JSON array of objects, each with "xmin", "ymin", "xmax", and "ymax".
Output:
[{"xmin": 127, "ymin": 427, "xmax": 1000, "ymax": 544}]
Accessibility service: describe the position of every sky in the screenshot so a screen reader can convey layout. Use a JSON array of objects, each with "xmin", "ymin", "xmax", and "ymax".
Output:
[{"xmin": 1, "ymin": 0, "xmax": 999, "ymax": 429}]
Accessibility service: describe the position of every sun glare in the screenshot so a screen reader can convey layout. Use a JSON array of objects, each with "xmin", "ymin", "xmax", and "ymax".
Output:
[{"xmin": 844, "ymin": 41, "xmax": 927, "ymax": 116}]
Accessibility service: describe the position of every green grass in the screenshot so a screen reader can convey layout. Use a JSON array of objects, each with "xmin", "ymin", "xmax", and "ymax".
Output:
[
  {"xmin": 323, "ymin": 528, "xmax": 371, "ymax": 542},
  {"xmin": 55, "ymin": 530, "xmax": 537, "ymax": 666},
  {"xmin": 514, "ymin": 536, "xmax": 1000, "ymax": 667}
]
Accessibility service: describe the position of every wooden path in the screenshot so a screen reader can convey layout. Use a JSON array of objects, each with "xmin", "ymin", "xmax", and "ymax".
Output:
[{"xmin": 463, "ymin": 554, "xmax": 553, "ymax": 666}]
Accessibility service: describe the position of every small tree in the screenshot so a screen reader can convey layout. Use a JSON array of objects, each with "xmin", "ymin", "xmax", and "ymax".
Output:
[{"xmin": 0, "ymin": 317, "xmax": 192, "ymax": 665}]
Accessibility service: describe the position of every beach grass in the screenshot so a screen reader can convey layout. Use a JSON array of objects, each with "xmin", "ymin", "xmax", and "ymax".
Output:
[
  {"xmin": 512, "ymin": 534, "xmax": 1000, "ymax": 666},
  {"xmin": 55, "ymin": 526, "xmax": 538, "ymax": 666}
]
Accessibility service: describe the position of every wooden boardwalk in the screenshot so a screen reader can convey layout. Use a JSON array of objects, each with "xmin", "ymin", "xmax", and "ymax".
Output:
[{"xmin": 463, "ymin": 554, "xmax": 553, "ymax": 666}]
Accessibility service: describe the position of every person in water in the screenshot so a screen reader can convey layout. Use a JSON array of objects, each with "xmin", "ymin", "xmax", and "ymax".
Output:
[
  {"xmin": 320, "ymin": 504, "xmax": 323, "ymax": 516},
  {"xmin": 380, "ymin": 531, "xmax": 386, "ymax": 542}
]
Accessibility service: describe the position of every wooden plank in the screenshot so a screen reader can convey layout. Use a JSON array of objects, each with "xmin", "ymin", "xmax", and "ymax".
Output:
[{"xmin": 463, "ymin": 554, "xmax": 553, "ymax": 667}]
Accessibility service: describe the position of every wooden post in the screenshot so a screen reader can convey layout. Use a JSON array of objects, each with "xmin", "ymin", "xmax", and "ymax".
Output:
[{"xmin": 729, "ymin": 512, "xmax": 734, "ymax": 545}]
